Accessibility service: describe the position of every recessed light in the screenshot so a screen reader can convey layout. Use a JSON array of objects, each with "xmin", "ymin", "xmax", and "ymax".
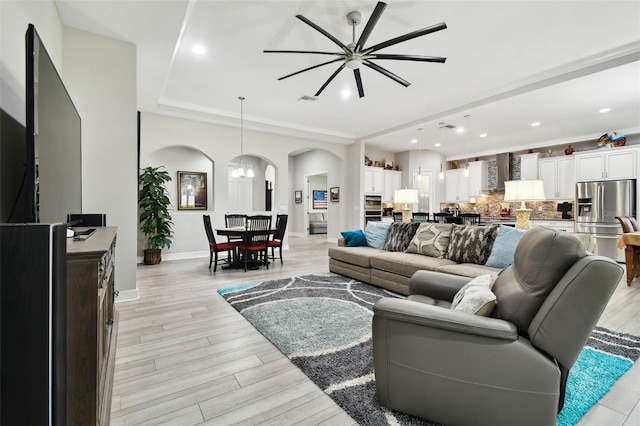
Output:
[
  {"xmin": 341, "ymin": 89, "xmax": 351, "ymax": 98},
  {"xmin": 531, "ymin": 122, "xmax": 541, "ymax": 127},
  {"xmin": 599, "ymin": 108, "xmax": 611, "ymax": 113},
  {"xmin": 456, "ymin": 127, "xmax": 465, "ymax": 134},
  {"xmin": 192, "ymin": 45, "xmax": 206, "ymax": 55},
  {"xmin": 434, "ymin": 143, "xmax": 441, "ymax": 147},
  {"xmin": 411, "ymin": 138, "xmax": 418, "ymax": 144},
  {"xmin": 479, "ymin": 133, "xmax": 487, "ymax": 138}
]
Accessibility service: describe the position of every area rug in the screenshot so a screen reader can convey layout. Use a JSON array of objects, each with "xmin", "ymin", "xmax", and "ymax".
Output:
[{"xmin": 218, "ymin": 273, "xmax": 640, "ymax": 426}]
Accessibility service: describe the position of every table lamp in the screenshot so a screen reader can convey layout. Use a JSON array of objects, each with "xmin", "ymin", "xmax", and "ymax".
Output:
[
  {"xmin": 395, "ymin": 189, "xmax": 419, "ymax": 223},
  {"xmin": 503, "ymin": 179, "xmax": 545, "ymax": 230}
]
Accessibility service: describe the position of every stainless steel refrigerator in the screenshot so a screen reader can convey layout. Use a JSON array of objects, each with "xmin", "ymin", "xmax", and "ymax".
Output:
[{"xmin": 576, "ymin": 179, "xmax": 636, "ymax": 262}]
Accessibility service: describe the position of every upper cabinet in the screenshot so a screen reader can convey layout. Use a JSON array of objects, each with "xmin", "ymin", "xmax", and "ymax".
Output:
[
  {"xmin": 445, "ymin": 169, "xmax": 469, "ymax": 202},
  {"xmin": 520, "ymin": 153, "xmax": 541, "ymax": 179},
  {"xmin": 364, "ymin": 166, "xmax": 384, "ymax": 193},
  {"xmin": 468, "ymin": 161, "xmax": 488, "ymax": 197},
  {"xmin": 382, "ymin": 170, "xmax": 402, "ymax": 202},
  {"xmin": 538, "ymin": 157, "xmax": 575, "ymax": 200},
  {"xmin": 575, "ymin": 148, "xmax": 637, "ymax": 182}
]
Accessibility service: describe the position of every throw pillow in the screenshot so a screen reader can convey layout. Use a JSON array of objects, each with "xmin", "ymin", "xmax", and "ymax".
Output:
[
  {"xmin": 446, "ymin": 224, "xmax": 499, "ymax": 265},
  {"xmin": 364, "ymin": 221, "xmax": 391, "ymax": 249},
  {"xmin": 341, "ymin": 229, "xmax": 367, "ymax": 247},
  {"xmin": 405, "ymin": 223, "xmax": 454, "ymax": 258},
  {"xmin": 485, "ymin": 226, "xmax": 527, "ymax": 268},
  {"xmin": 383, "ymin": 222, "xmax": 420, "ymax": 252},
  {"xmin": 451, "ymin": 274, "xmax": 498, "ymax": 316}
]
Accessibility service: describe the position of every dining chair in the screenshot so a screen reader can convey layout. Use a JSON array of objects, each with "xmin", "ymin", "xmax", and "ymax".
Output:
[
  {"xmin": 445, "ymin": 216, "xmax": 464, "ymax": 224},
  {"xmin": 203, "ymin": 215, "xmax": 238, "ymax": 272},
  {"xmin": 237, "ymin": 215, "xmax": 272, "ymax": 271},
  {"xmin": 615, "ymin": 216, "xmax": 635, "ymax": 233},
  {"xmin": 269, "ymin": 214, "xmax": 288, "ymax": 264},
  {"xmin": 412, "ymin": 212, "xmax": 430, "ymax": 222},
  {"xmin": 458, "ymin": 212, "xmax": 481, "ymax": 225},
  {"xmin": 433, "ymin": 212, "xmax": 453, "ymax": 223},
  {"xmin": 392, "ymin": 212, "xmax": 403, "ymax": 222},
  {"xmin": 628, "ymin": 217, "xmax": 639, "ymax": 231},
  {"xmin": 224, "ymin": 214, "xmax": 247, "ymax": 243}
]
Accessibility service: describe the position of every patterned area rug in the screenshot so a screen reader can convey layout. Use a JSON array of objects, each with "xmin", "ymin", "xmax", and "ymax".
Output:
[{"xmin": 218, "ymin": 273, "xmax": 640, "ymax": 426}]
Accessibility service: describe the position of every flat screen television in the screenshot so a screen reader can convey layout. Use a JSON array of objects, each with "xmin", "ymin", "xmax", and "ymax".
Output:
[{"xmin": 24, "ymin": 24, "xmax": 82, "ymax": 223}]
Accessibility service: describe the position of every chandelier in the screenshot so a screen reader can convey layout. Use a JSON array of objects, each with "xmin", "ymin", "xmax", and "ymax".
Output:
[{"xmin": 231, "ymin": 96, "xmax": 254, "ymax": 178}]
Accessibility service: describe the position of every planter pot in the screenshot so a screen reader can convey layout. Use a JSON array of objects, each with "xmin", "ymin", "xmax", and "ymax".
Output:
[{"xmin": 143, "ymin": 249, "xmax": 162, "ymax": 265}]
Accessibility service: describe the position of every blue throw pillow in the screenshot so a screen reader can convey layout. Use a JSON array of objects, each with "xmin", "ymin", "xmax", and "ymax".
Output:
[
  {"xmin": 485, "ymin": 225, "xmax": 527, "ymax": 268},
  {"xmin": 341, "ymin": 229, "xmax": 367, "ymax": 247},
  {"xmin": 365, "ymin": 221, "xmax": 391, "ymax": 249}
]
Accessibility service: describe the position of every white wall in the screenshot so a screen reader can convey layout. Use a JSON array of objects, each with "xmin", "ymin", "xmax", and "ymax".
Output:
[
  {"xmin": 63, "ymin": 28, "xmax": 138, "ymax": 296},
  {"xmin": 140, "ymin": 112, "xmax": 354, "ymax": 254}
]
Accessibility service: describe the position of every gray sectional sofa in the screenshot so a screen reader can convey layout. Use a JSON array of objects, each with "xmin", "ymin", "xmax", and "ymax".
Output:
[{"xmin": 329, "ymin": 222, "xmax": 503, "ymax": 295}]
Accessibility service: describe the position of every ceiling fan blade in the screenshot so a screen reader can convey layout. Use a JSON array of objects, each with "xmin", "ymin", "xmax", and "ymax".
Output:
[
  {"xmin": 367, "ymin": 53, "xmax": 446, "ymax": 63},
  {"xmin": 355, "ymin": 2, "xmax": 387, "ymax": 52},
  {"xmin": 264, "ymin": 50, "xmax": 344, "ymax": 56},
  {"xmin": 296, "ymin": 14, "xmax": 351, "ymax": 54},
  {"xmin": 363, "ymin": 60, "xmax": 410, "ymax": 87},
  {"xmin": 315, "ymin": 64, "xmax": 346, "ymax": 97},
  {"xmin": 354, "ymin": 69, "xmax": 365, "ymax": 98},
  {"xmin": 277, "ymin": 58, "xmax": 343, "ymax": 81},
  {"xmin": 364, "ymin": 22, "xmax": 447, "ymax": 54}
]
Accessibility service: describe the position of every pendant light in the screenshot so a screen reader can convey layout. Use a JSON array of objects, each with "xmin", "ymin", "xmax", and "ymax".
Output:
[
  {"xmin": 463, "ymin": 114, "xmax": 470, "ymax": 177},
  {"xmin": 417, "ymin": 127, "xmax": 423, "ymax": 182},
  {"xmin": 438, "ymin": 122, "xmax": 445, "ymax": 181},
  {"xmin": 232, "ymin": 96, "xmax": 254, "ymax": 178}
]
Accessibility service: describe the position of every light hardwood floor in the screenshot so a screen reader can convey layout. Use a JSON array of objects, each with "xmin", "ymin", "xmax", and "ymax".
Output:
[{"xmin": 111, "ymin": 235, "xmax": 640, "ymax": 425}]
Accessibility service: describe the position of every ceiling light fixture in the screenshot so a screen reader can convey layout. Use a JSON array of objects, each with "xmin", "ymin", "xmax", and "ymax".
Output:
[
  {"xmin": 531, "ymin": 121, "xmax": 541, "ymax": 127},
  {"xmin": 464, "ymin": 115, "xmax": 470, "ymax": 177},
  {"xmin": 192, "ymin": 45, "xmax": 205, "ymax": 55},
  {"xmin": 479, "ymin": 133, "xmax": 487, "ymax": 138},
  {"xmin": 417, "ymin": 127, "xmax": 423, "ymax": 181},
  {"xmin": 231, "ymin": 96, "xmax": 254, "ymax": 179},
  {"xmin": 599, "ymin": 108, "xmax": 611, "ymax": 113}
]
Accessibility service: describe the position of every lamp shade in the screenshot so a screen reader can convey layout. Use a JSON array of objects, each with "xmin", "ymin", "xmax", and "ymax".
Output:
[
  {"xmin": 395, "ymin": 188, "xmax": 419, "ymax": 204},
  {"xmin": 503, "ymin": 179, "xmax": 545, "ymax": 203}
]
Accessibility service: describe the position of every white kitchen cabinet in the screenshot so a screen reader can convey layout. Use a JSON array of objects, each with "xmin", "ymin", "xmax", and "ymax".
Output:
[
  {"xmin": 538, "ymin": 156, "xmax": 575, "ymax": 200},
  {"xmin": 364, "ymin": 166, "xmax": 384, "ymax": 193},
  {"xmin": 520, "ymin": 153, "xmax": 540, "ymax": 179},
  {"xmin": 382, "ymin": 170, "xmax": 402, "ymax": 201},
  {"xmin": 445, "ymin": 169, "xmax": 469, "ymax": 202},
  {"xmin": 575, "ymin": 148, "xmax": 637, "ymax": 181},
  {"xmin": 468, "ymin": 161, "xmax": 488, "ymax": 197}
]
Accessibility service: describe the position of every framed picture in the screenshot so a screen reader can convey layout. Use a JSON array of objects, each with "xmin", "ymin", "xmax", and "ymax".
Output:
[
  {"xmin": 178, "ymin": 171, "xmax": 207, "ymax": 210},
  {"xmin": 313, "ymin": 190, "xmax": 328, "ymax": 209},
  {"xmin": 330, "ymin": 187, "xmax": 340, "ymax": 202},
  {"xmin": 294, "ymin": 190, "xmax": 303, "ymax": 204}
]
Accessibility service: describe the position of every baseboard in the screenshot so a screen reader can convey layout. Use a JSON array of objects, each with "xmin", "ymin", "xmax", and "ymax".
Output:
[
  {"xmin": 136, "ymin": 250, "xmax": 209, "ymax": 264},
  {"xmin": 115, "ymin": 288, "xmax": 139, "ymax": 303}
]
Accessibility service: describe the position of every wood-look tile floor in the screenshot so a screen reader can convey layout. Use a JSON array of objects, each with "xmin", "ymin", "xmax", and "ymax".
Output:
[{"xmin": 111, "ymin": 235, "xmax": 640, "ymax": 425}]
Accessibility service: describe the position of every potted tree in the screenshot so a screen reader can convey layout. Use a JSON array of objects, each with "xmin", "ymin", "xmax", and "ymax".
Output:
[{"xmin": 139, "ymin": 166, "xmax": 173, "ymax": 265}]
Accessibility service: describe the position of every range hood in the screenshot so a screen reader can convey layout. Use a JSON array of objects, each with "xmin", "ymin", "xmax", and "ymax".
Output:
[{"xmin": 494, "ymin": 153, "xmax": 513, "ymax": 191}]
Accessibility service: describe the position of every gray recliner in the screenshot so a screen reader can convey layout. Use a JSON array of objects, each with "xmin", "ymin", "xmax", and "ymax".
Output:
[{"xmin": 372, "ymin": 226, "xmax": 623, "ymax": 426}]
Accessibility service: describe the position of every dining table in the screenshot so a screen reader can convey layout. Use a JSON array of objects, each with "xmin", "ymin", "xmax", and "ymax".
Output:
[
  {"xmin": 215, "ymin": 226, "xmax": 276, "ymax": 270},
  {"xmin": 617, "ymin": 232, "xmax": 640, "ymax": 286}
]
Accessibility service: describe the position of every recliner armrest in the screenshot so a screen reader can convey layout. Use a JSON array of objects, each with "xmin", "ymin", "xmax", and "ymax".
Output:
[
  {"xmin": 409, "ymin": 270, "xmax": 472, "ymax": 301},
  {"xmin": 373, "ymin": 297, "xmax": 518, "ymax": 341}
]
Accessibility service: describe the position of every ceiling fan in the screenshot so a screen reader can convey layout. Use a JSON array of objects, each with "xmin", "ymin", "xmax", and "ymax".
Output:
[{"xmin": 264, "ymin": 1, "xmax": 447, "ymax": 98}]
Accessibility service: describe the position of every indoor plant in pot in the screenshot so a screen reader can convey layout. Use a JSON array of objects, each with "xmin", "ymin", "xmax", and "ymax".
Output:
[{"xmin": 139, "ymin": 166, "xmax": 173, "ymax": 265}]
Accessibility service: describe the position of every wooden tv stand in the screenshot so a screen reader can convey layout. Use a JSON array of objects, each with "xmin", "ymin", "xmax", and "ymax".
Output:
[{"xmin": 66, "ymin": 226, "xmax": 118, "ymax": 425}]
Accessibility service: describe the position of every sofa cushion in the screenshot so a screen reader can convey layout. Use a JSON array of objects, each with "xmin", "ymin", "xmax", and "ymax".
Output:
[
  {"xmin": 309, "ymin": 212, "xmax": 324, "ymax": 222},
  {"xmin": 485, "ymin": 226, "xmax": 526, "ymax": 268},
  {"xmin": 328, "ymin": 246, "xmax": 381, "ymax": 268},
  {"xmin": 370, "ymin": 251, "xmax": 457, "ymax": 278},
  {"xmin": 365, "ymin": 221, "xmax": 391, "ymax": 249},
  {"xmin": 446, "ymin": 224, "xmax": 499, "ymax": 265},
  {"xmin": 451, "ymin": 273, "xmax": 498, "ymax": 316},
  {"xmin": 405, "ymin": 222, "xmax": 454, "ymax": 258},
  {"xmin": 384, "ymin": 222, "xmax": 420, "ymax": 252},
  {"xmin": 341, "ymin": 229, "xmax": 367, "ymax": 247}
]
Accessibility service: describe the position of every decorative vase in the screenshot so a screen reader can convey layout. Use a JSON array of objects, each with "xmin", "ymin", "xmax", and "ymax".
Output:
[
  {"xmin": 564, "ymin": 145, "xmax": 575, "ymax": 155},
  {"xmin": 143, "ymin": 249, "xmax": 162, "ymax": 265}
]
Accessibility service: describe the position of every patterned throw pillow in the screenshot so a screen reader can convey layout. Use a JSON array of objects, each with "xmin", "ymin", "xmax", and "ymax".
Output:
[
  {"xmin": 383, "ymin": 222, "xmax": 420, "ymax": 252},
  {"xmin": 446, "ymin": 224, "xmax": 499, "ymax": 265},
  {"xmin": 405, "ymin": 223, "xmax": 454, "ymax": 258},
  {"xmin": 451, "ymin": 274, "xmax": 498, "ymax": 316}
]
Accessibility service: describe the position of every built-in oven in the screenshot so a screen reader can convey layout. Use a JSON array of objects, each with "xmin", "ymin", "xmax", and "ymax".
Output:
[{"xmin": 364, "ymin": 194, "xmax": 382, "ymax": 223}]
